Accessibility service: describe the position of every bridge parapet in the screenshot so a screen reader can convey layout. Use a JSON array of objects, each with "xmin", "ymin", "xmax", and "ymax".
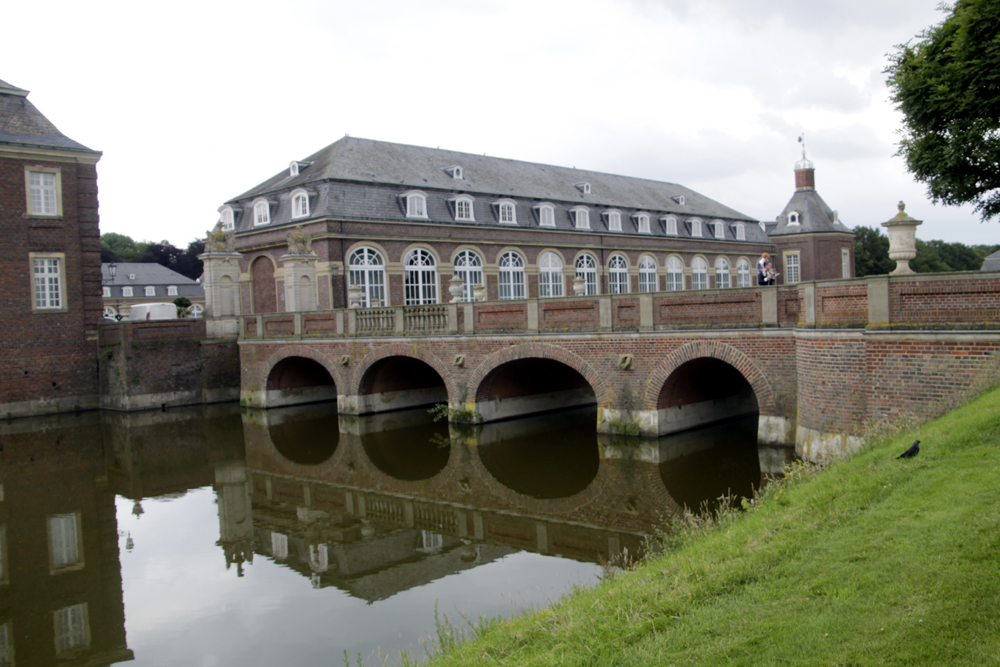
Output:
[{"xmin": 235, "ymin": 272, "xmax": 1000, "ymax": 340}]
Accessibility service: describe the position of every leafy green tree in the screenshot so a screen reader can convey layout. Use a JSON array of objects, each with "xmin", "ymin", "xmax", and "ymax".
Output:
[
  {"xmin": 101, "ymin": 232, "xmax": 149, "ymax": 262},
  {"xmin": 886, "ymin": 0, "xmax": 1000, "ymax": 221},
  {"xmin": 854, "ymin": 226, "xmax": 894, "ymax": 277}
]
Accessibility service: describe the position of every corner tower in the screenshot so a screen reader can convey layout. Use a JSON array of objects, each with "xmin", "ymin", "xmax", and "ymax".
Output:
[{"xmin": 768, "ymin": 151, "xmax": 855, "ymax": 284}]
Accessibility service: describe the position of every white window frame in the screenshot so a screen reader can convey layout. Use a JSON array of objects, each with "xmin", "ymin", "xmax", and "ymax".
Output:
[
  {"xmin": 291, "ymin": 189, "xmax": 310, "ymax": 219},
  {"xmin": 453, "ymin": 249, "xmax": 484, "ymax": 302},
  {"xmin": 271, "ymin": 532, "xmax": 289, "ymax": 559},
  {"xmin": 122, "ymin": 286, "xmax": 133, "ymax": 297},
  {"xmin": 784, "ymin": 251, "xmax": 801, "ymax": 284},
  {"xmin": 575, "ymin": 182, "xmax": 591, "ymax": 194},
  {"xmin": 662, "ymin": 215, "xmax": 678, "ymax": 236},
  {"xmin": 735, "ymin": 223, "xmax": 746, "ymax": 241},
  {"xmin": 25, "ymin": 167, "xmax": 62, "ymax": 217},
  {"xmin": 144, "ymin": 286, "xmax": 155, "ymax": 297},
  {"xmin": 219, "ymin": 206, "xmax": 235, "ymax": 231},
  {"xmin": 737, "ymin": 258, "xmax": 752, "ymax": 287},
  {"xmin": 712, "ymin": 220, "xmax": 725, "ymax": 240},
  {"xmin": 189, "ymin": 304, "xmax": 203, "ymax": 318},
  {"xmin": 167, "ymin": 285, "xmax": 178, "ymax": 296},
  {"xmin": 348, "ymin": 246, "xmax": 387, "ymax": 307},
  {"xmin": 575, "ymin": 253, "xmax": 598, "ymax": 295},
  {"xmin": 689, "ymin": 219, "xmax": 703, "ymax": 238},
  {"xmin": 30, "ymin": 253, "xmax": 66, "ymax": 312},
  {"xmin": 253, "ymin": 199, "xmax": 271, "ymax": 226},
  {"xmin": 715, "ymin": 257, "xmax": 731, "ymax": 288},
  {"xmin": 570, "ymin": 207, "xmax": 590, "ymax": 230},
  {"xmin": 495, "ymin": 199, "xmax": 517, "ymax": 225},
  {"xmin": 403, "ymin": 191, "xmax": 428, "ymax": 219},
  {"xmin": 450, "ymin": 195, "xmax": 475, "ymax": 222},
  {"xmin": 692, "ymin": 257, "xmax": 708, "ymax": 290},
  {"xmin": 608, "ymin": 254, "xmax": 629, "ymax": 294},
  {"xmin": 788, "ymin": 211, "xmax": 800, "ymax": 225},
  {"xmin": 634, "ymin": 213, "xmax": 651, "ymax": 234},
  {"xmin": 538, "ymin": 251, "xmax": 564, "ymax": 298},
  {"xmin": 404, "ymin": 248, "xmax": 439, "ymax": 305},
  {"xmin": 102, "ymin": 286, "xmax": 111, "ymax": 298},
  {"xmin": 535, "ymin": 203, "xmax": 556, "ymax": 227},
  {"xmin": 667, "ymin": 256, "xmax": 684, "ymax": 291},
  {"xmin": 54, "ymin": 603, "xmax": 89, "ymax": 655},
  {"xmin": 605, "ymin": 210, "xmax": 622, "ymax": 232},
  {"xmin": 48, "ymin": 512, "xmax": 82, "ymax": 572},
  {"xmin": 639, "ymin": 255, "xmax": 657, "ymax": 292},
  {"xmin": 498, "ymin": 251, "xmax": 525, "ymax": 300}
]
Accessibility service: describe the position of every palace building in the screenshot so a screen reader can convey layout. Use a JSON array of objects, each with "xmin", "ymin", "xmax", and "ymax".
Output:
[{"xmin": 214, "ymin": 136, "xmax": 851, "ymax": 316}]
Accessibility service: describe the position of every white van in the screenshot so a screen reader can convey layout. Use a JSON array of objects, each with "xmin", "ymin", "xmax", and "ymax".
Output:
[{"xmin": 128, "ymin": 303, "xmax": 178, "ymax": 321}]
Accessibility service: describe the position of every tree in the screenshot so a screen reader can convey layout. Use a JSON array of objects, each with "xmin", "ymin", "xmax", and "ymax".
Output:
[
  {"xmin": 853, "ymin": 226, "xmax": 894, "ymax": 277},
  {"xmin": 101, "ymin": 232, "xmax": 148, "ymax": 262},
  {"xmin": 885, "ymin": 0, "xmax": 1000, "ymax": 221}
]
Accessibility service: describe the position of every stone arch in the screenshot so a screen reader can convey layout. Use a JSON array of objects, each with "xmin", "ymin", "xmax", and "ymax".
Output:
[
  {"xmin": 348, "ymin": 342, "xmax": 458, "ymax": 401},
  {"xmin": 643, "ymin": 340, "xmax": 775, "ymax": 415},
  {"xmin": 261, "ymin": 345, "xmax": 344, "ymax": 396},
  {"xmin": 466, "ymin": 342, "xmax": 608, "ymax": 407}
]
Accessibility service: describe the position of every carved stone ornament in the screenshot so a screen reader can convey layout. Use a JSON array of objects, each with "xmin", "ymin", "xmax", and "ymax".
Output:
[
  {"xmin": 205, "ymin": 222, "xmax": 235, "ymax": 252},
  {"xmin": 286, "ymin": 225, "xmax": 313, "ymax": 255}
]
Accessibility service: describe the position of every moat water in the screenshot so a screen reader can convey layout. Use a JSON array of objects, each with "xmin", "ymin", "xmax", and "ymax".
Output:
[{"xmin": 0, "ymin": 403, "xmax": 794, "ymax": 666}]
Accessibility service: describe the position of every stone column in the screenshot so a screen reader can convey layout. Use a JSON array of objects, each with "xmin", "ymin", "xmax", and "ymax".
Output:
[
  {"xmin": 280, "ymin": 253, "xmax": 319, "ymax": 312},
  {"xmin": 882, "ymin": 201, "xmax": 923, "ymax": 275}
]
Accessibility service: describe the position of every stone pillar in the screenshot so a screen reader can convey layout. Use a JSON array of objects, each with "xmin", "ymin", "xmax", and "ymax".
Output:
[
  {"xmin": 280, "ymin": 253, "xmax": 319, "ymax": 312},
  {"xmin": 882, "ymin": 201, "xmax": 922, "ymax": 275},
  {"xmin": 200, "ymin": 252, "xmax": 243, "ymax": 317}
]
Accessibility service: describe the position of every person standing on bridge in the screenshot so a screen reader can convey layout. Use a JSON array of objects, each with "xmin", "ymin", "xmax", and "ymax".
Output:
[{"xmin": 758, "ymin": 252, "xmax": 775, "ymax": 286}]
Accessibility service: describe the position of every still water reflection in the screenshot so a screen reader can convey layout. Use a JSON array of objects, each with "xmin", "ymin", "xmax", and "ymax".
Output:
[{"xmin": 0, "ymin": 402, "xmax": 794, "ymax": 666}]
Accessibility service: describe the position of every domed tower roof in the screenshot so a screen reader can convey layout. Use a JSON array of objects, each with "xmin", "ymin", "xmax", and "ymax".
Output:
[{"xmin": 770, "ymin": 149, "xmax": 852, "ymax": 237}]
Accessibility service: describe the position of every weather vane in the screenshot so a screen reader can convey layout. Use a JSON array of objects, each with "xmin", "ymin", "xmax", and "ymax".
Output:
[{"xmin": 798, "ymin": 133, "xmax": 807, "ymax": 160}]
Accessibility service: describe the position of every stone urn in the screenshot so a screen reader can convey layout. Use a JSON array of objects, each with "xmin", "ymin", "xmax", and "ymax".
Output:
[
  {"xmin": 473, "ymin": 284, "xmax": 487, "ymax": 301},
  {"xmin": 881, "ymin": 201, "xmax": 922, "ymax": 275},
  {"xmin": 347, "ymin": 284, "xmax": 363, "ymax": 308},
  {"xmin": 448, "ymin": 275, "xmax": 465, "ymax": 301},
  {"xmin": 573, "ymin": 275, "xmax": 587, "ymax": 296}
]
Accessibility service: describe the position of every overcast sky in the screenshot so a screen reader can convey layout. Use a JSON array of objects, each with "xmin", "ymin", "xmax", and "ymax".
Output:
[{"xmin": 4, "ymin": 0, "xmax": 995, "ymax": 247}]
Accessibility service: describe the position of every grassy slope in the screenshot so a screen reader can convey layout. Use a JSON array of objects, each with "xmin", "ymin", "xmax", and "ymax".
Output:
[{"xmin": 430, "ymin": 385, "xmax": 1000, "ymax": 666}]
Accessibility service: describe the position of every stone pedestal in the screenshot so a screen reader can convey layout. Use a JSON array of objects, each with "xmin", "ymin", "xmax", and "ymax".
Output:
[
  {"xmin": 199, "ymin": 252, "xmax": 243, "ymax": 318},
  {"xmin": 280, "ymin": 253, "xmax": 319, "ymax": 312},
  {"xmin": 881, "ymin": 201, "xmax": 922, "ymax": 275}
]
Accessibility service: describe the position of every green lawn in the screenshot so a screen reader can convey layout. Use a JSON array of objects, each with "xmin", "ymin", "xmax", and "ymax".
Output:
[{"xmin": 423, "ymin": 385, "xmax": 1000, "ymax": 666}]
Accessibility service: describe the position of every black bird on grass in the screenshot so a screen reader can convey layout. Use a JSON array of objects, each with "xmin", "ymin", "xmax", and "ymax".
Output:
[{"xmin": 897, "ymin": 440, "xmax": 920, "ymax": 459}]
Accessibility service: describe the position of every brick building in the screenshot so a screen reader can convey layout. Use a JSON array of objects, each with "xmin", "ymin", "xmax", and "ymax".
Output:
[{"xmin": 0, "ymin": 78, "xmax": 103, "ymax": 418}]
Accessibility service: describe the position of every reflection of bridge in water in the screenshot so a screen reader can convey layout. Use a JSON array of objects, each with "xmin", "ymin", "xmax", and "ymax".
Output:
[{"xmin": 237, "ymin": 404, "xmax": 795, "ymax": 601}]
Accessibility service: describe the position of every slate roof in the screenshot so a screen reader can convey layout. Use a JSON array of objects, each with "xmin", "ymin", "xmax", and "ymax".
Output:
[
  {"xmin": 0, "ymin": 78, "xmax": 98, "ymax": 154},
  {"xmin": 225, "ymin": 137, "xmax": 769, "ymax": 243},
  {"xmin": 102, "ymin": 263, "xmax": 203, "ymax": 296},
  {"xmin": 982, "ymin": 250, "xmax": 1000, "ymax": 272},
  {"xmin": 771, "ymin": 178, "xmax": 854, "ymax": 237}
]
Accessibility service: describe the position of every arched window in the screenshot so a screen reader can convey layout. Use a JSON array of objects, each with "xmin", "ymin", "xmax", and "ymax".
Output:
[
  {"xmin": 453, "ymin": 250, "xmax": 483, "ymax": 302},
  {"xmin": 575, "ymin": 254, "xmax": 598, "ymax": 295},
  {"xmin": 639, "ymin": 255, "xmax": 657, "ymax": 292},
  {"xmin": 253, "ymin": 200, "xmax": 270, "ymax": 226},
  {"xmin": 662, "ymin": 215, "xmax": 678, "ymax": 235},
  {"xmin": 634, "ymin": 213, "xmax": 651, "ymax": 234},
  {"xmin": 348, "ymin": 247, "xmax": 386, "ymax": 307},
  {"xmin": 692, "ymin": 257, "xmax": 708, "ymax": 290},
  {"xmin": 605, "ymin": 210, "xmax": 622, "ymax": 232},
  {"xmin": 498, "ymin": 251, "xmax": 525, "ymax": 300},
  {"xmin": 190, "ymin": 304, "xmax": 203, "ymax": 318},
  {"xmin": 402, "ymin": 191, "xmax": 428, "ymax": 219},
  {"xmin": 535, "ymin": 203, "xmax": 556, "ymax": 227},
  {"xmin": 495, "ymin": 199, "xmax": 517, "ymax": 224},
  {"xmin": 404, "ymin": 248, "xmax": 439, "ymax": 305},
  {"xmin": 450, "ymin": 195, "xmax": 475, "ymax": 222},
  {"xmin": 715, "ymin": 257, "xmax": 731, "ymax": 288},
  {"xmin": 291, "ymin": 190, "xmax": 309, "ymax": 219},
  {"xmin": 538, "ymin": 251, "xmax": 564, "ymax": 298},
  {"xmin": 689, "ymin": 219, "xmax": 702, "ymax": 238},
  {"xmin": 570, "ymin": 207, "xmax": 590, "ymax": 230},
  {"xmin": 735, "ymin": 223, "xmax": 746, "ymax": 241},
  {"xmin": 609, "ymin": 254, "xmax": 629, "ymax": 294},
  {"xmin": 737, "ymin": 258, "xmax": 752, "ymax": 287},
  {"xmin": 219, "ymin": 206, "xmax": 235, "ymax": 231},
  {"xmin": 667, "ymin": 256, "xmax": 684, "ymax": 291}
]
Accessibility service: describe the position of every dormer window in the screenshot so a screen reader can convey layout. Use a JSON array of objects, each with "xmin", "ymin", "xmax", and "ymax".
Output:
[
  {"xmin": 689, "ymin": 218, "xmax": 702, "ymax": 237},
  {"xmin": 604, "ymin": 210, "xmax": 622, "ymax": 232},
  {"xmin": 534, "ymin": 202, "xmax": 556, "ymax": 227},
  {"xmin": 788, "ymin": 211, "xmax": 800, "ymax": 225},
  {"xmin": 443, "ymin": 165, "xmax": 463, "ymax": 180},
  {"xmin": 570, "ymin": 206, "xmax": 590, "ymax": 229},
  {"xmin": 252, "ymin": 199, "xmax": 271, "ymax": 226},
  {"xmin": 449, "ymin": 194, "xmax": 475, "ymax": 222},
  {"xmin": 401, "ymin": 190, "xmax": 428, "ymax": 219},
  {"xmin": 634, "ymin": 213, "xmax": 651, "ymax": 234},
  {"xmin": 219, "ymin": 206, "xmax": 235, "ymax": 231},
  {"xmin": 494, "ymin": 199, "xmax": 517, "ymax": 224},
  {"xmin": 712, "ymin": 220, "xmax": 725, "ymax": 239},
  {"xmin": 672, "ymin": 195, "xmax": 686, "ymax": 206},
  {"xmin": 288, "ymin": 160, "xmax": 312, "ymax": 177},
  {"xmin": 662, "ymin": 215, "xmax": 678, "ymax": 235},
  {"xmin": 735, "ymin": 223, "xmax": 746, "ymax": 240},
  {"xmin": 291, "ymin": 189, "xmax": 310, "ymax": 219},
  {"xmin": 574, "ymin": 182, "xmax": 591, "ymax": 194}
]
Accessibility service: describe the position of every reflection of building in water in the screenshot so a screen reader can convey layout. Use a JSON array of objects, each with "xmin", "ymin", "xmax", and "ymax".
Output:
[{"xmin": 0, "ymin": 414, "xmax": 133, "ymax": 666}]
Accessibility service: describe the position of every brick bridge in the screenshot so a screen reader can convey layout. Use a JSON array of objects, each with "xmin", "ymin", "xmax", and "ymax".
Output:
[{"xmin": 225, "ymin": 271, "xmax": 1000, "ymax": 460}]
